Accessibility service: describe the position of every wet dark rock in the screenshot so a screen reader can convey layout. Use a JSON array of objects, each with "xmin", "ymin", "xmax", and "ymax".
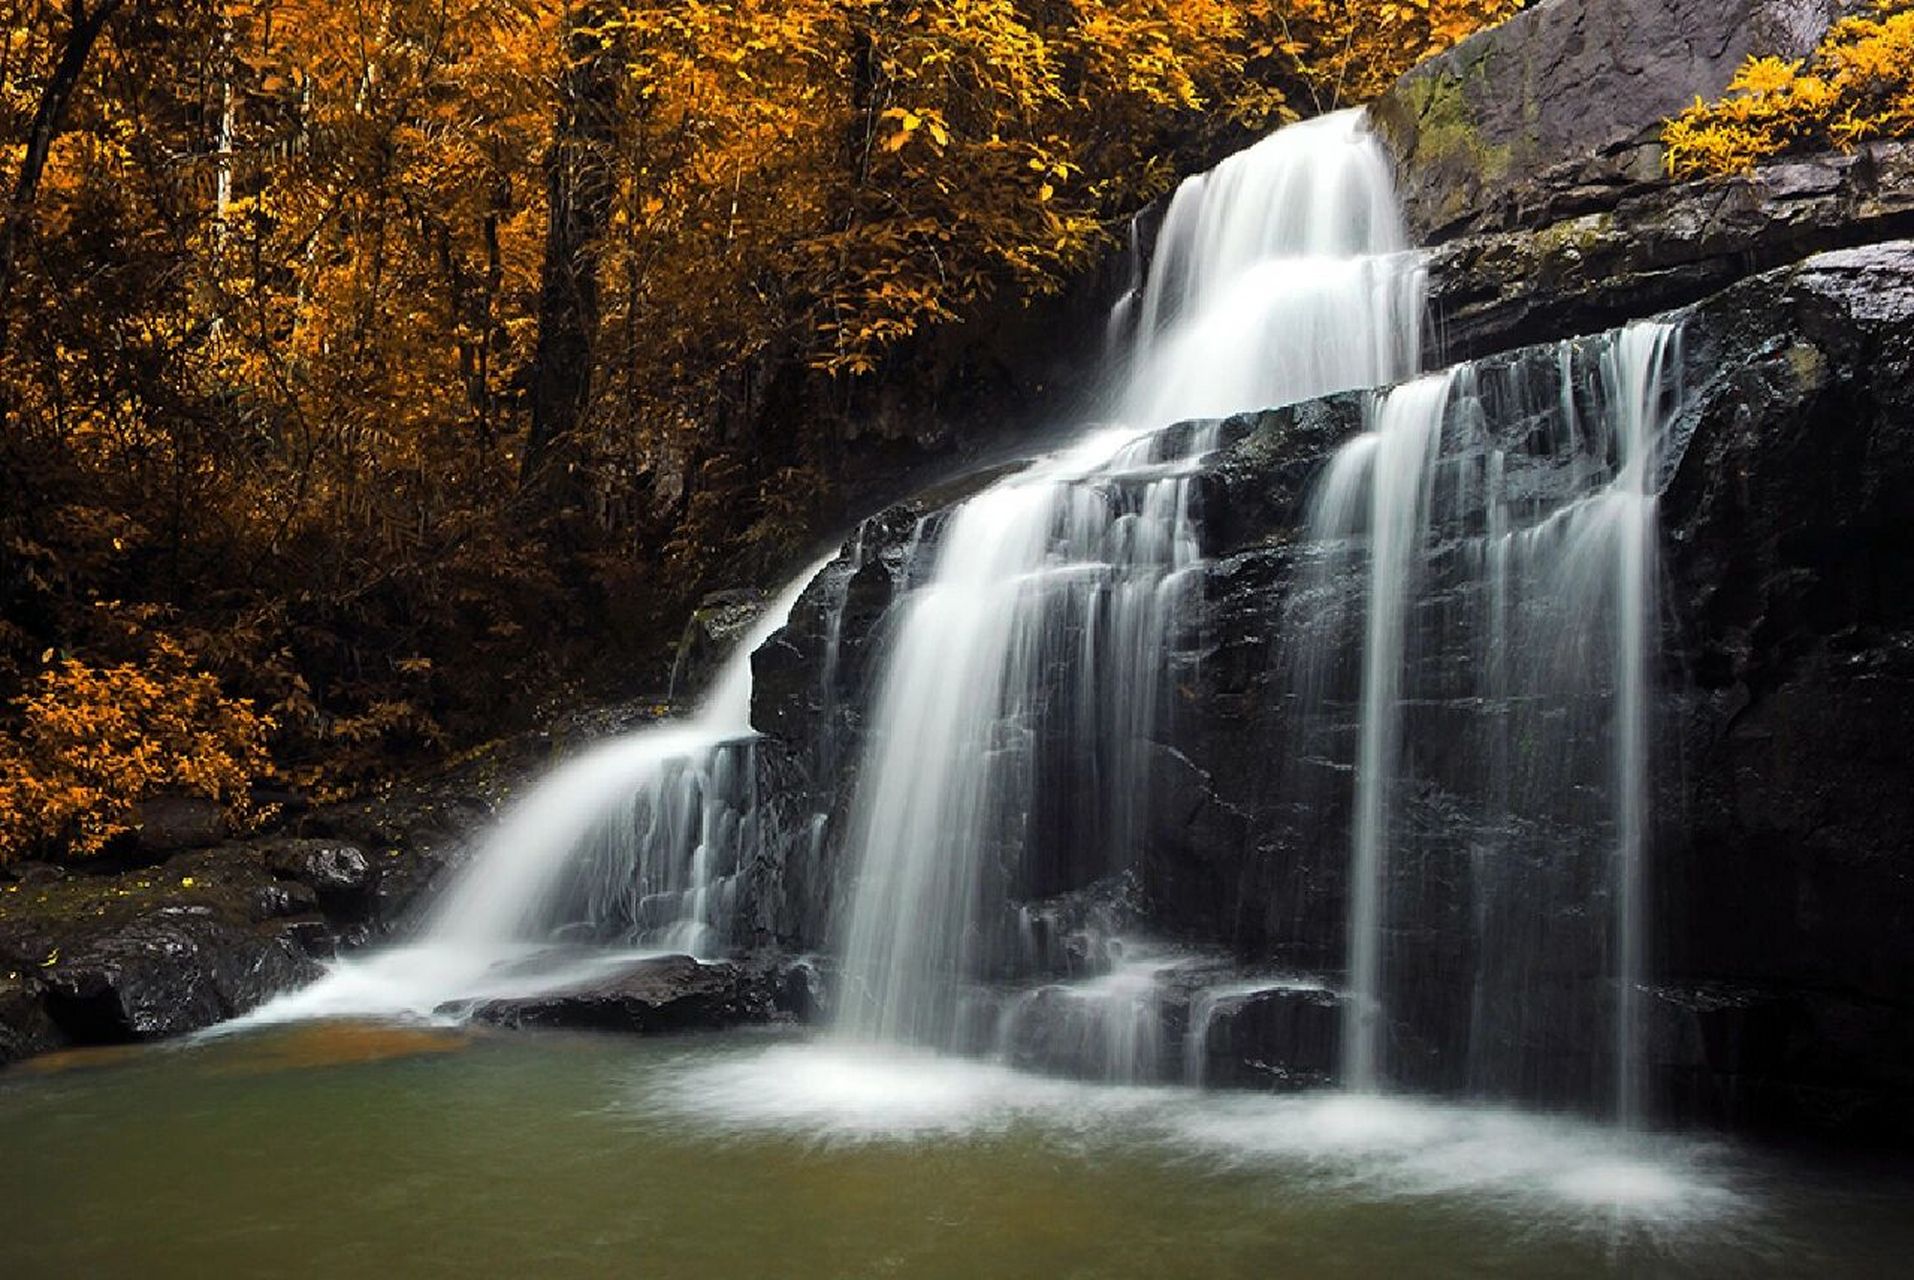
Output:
[
  {"xmin": 265, "ymin": 840, "xmax": 372, "ymax": 907},
  {"xmin": 1372, "ymin": 0, "xmax": 1862, "ymax": 243},
  {"xmin": 248, "ymin": 878, "xmax": 320, "ymax": 921},
  {"xmin": 671, "ymin": 588, "xmax": 769, "ymax": 698},
  {"xmin": 1139, "ymin": 243, "xmax": 1914, "ymax": 1136},
  {"xmin": 0, "ymin": 786, "xmax": 481, "ymax": 1061},
  {"xmin": 462, "ymin": 954, "xmax": 799, "ymax": 1034},
  {"xmin": 765, "ymin": 953, "xmax": 830, "ymax": 1024},
  {"xmin": 1186, "ymin": 984, "xmax": 1345, "ymax": 1091},
  {"xmin": 1422, "ymin": 142, "xmax": 1914, "ymax": 367},
  {"xmin": 0, "ymin": 971, "xmax": 61, "ymax": 1065},
  {"xmin": 1010, "ymin": 872, "xmax": 1152, "ymax": 981},
  {"xmin": 1645, "ymin": 983, "xmax": 1914, "ymax": 1138},
  {"xmin": 16, "ymin": 907, "xmax": 317, "ymax": 1044},
  {"xmin": 1646, "ymin": 244, "xmax": 1914, "ymax": 1138},
  {"xmin": 743, "ymin": 487, "xmax": 986, "ymax": 952},
  {"xmin": 131, "ymin": 793, "xmax": 227, "ymax": 856},
  {"xmin": 751, "ymin": 464, "xmax": 1017, "ymax": 748}
]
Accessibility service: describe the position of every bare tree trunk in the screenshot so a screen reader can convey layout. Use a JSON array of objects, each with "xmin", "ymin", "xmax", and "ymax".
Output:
[
  {"xmin": 520, "ymin": 1, "xmax": 622, "ymax": 513},
  {"xmin": 0, "ymin": 0, "xmax": 125, "ymax": 359},
  {"xmin": 213, "ymin": 9, "xmax": 234, "ymax": 235}
]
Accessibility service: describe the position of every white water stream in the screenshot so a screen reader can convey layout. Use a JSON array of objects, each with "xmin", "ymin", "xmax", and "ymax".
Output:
[
  {"xmin": 238, "ymin": 560, "xmax": 829, "ymax": 1023},
  {"xmin": 834, "ymin": 109, "xmax": 1423, "ymax": 1050}
]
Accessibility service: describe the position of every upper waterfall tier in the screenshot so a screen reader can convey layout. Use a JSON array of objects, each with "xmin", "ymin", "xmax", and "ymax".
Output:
[
  {"xmin": 1111, "ymin": 110, "xmax": 1422, "ymax": 428},
  {"xmin": 834, "ymin": 108, "xmax": 1427, "ymax": 1052}
]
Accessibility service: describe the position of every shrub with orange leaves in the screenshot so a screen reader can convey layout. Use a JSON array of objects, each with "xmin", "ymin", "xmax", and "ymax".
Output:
[
  {"xmin": 1663, "ymin": 0, "xmax": 1914, "ymax": 177},
  {"xmin": 0, "ymin": 640, "xmax": 273, "ymax": 862}
]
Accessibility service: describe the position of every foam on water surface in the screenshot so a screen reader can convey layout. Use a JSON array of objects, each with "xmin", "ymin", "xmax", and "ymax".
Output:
[{"xmin": 642, "ymin": 1039, "xmax": 1749, "ymax": 1230}]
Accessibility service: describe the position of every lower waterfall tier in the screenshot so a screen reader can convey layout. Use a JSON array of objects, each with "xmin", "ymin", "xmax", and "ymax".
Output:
[{"xmin": 747, "ymin": 242, "xmax": 1914, "ymax": 1140}]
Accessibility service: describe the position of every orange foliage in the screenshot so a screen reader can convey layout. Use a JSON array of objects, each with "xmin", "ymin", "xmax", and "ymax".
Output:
[
  {"xmin": 1663, "ymin": 0, "xmax": 1914, "ymax": 177},
  {"xmin": 0, "ymin": 639, "xmax": 273, "ymax": 862},
  {"xmin": 1276, "ymin": 0, "xmax": 1526, "ymax": 109}
]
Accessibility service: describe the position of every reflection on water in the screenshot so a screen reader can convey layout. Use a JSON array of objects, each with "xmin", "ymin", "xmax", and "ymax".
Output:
[
  {"xmin": 208, "ymin": 1023, "xmax": 474, "ymax": 1076},
  {"xmin": 2, "ymin": 1027, "xmax": 1908, "ymax": 1279}
]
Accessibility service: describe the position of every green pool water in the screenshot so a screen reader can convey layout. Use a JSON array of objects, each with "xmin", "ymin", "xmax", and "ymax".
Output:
[{"xmin": 2, "ymin": 1024, "xmax": 1907, "ymax": 1279}]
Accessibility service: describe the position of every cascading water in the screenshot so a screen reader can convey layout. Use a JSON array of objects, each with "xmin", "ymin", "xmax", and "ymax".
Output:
[
  {"xmin": 833, "ymin": 109, "xmax": 1424, "ymax": 1059},
  {"xmin": 248, "ymin": 100, "xmax": 1685, "ymax": 1131},
  {"xmin": 433, "ymin": 558, "xmax": 835, "ymax": 956},
  {"xmin": 1304, "ymin": 371, "xmax": 1457, "ymax": 1094},
  {"xmin": 1286, "ymin": 322, "xmax": 1682, "ymax": 1113},
  {"xmin": 157, "ymin": 87, "xmax": 1883, "ymax": 1258},
  {"xmin": 242, "ymin": 559, "xmax": 830, "ymax": 1021}
]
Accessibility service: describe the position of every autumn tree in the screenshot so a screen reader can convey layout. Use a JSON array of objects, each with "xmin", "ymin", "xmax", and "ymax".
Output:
[
  {"xmin": 0, "ymin": 0, "xmax": 124, "ymax": 348},
  {"xmin": 0, "ymin": 0, "xmax": 1523, "ymax": 848},
  {"xmin": 523, "ymin": 0, "xmax": 622, "ymax": 509}
]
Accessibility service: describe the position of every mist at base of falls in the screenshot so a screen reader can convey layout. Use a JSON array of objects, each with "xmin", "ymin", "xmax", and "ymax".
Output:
[
  {"xmin": 652, "ymin": 1038, "xmax": 1744, "ymax": 1227},
  {"xmin": 19, "ymin": 1028, "xmax": 1913, "ymax": 1280}
]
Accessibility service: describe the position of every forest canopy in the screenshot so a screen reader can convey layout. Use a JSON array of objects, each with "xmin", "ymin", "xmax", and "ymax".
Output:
[{"xmin": 0, "ymin": 0, "xmax": 1517, "ymax": 860}]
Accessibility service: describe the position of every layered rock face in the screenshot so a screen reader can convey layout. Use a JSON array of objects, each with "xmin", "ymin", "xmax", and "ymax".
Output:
[
  {"xmin": 743, "ymin": 244, "xmax": 1914, "ymax": 1138},
  {"xmin": 740, "ymin": 0, "xmax": 1914, "ymax": 1140},
  {"xmin": 1163, "ymin": 244, "xmax": 1914, "ymax": 1133},
  {"xmin": 1371, "ymin": 0, "xmax": 1867, "ymax": 242}
]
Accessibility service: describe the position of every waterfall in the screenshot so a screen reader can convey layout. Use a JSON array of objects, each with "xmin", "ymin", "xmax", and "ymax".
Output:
[
  {"xmin": 421, "ymin": 559, "xmax": 831, "ymax": 956},
  {"xmin": 248, "ymin": 103, "xmax": 1686, "ymax": 1128},
  {"xmin": 1607, "ymin": 323, "xmax": 1678, "ymax": 1128},
  {"xmin": 1288, "ymin": 323, "xmax": 1682, "ymax": 1112},
  {"xmin": 244, "ymin": 557, "xmax": 833, "ymax": 1021},
  {"xmin": 834, "ymin": 109, "xmax": 1423, "ymax": 1053},
  {"xmin": 1313, "ymin": 373, "xmax": 1457, "ymax": 1093}
]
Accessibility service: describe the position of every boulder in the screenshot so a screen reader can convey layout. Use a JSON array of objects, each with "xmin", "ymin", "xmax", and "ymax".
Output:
[
  {"xmin": 0, "ymin": 970, "xmax": 61, "ymax": 1065},
  {"xmin": 0, "ymin": 847, "xmax": 350, "ymax": 1051},
  {"xmin": 670, "ymin": 588, "xmax": 769, "ymax": 699},
  {"xmin": 131, "ymin": 792, "xmax": 227, "ymax": 857},
  {"xmin": 1371, "ymin": 0, "xmax": 1863, "ymax": 242},
  {"xmin": 24, "ymin": 907, "xmax": 318, "ymax": 1043},
  {"xmin": 265, "ymin": 839, "xmax": 373, "ymax": 908},
  {"xmin": 462, "ymin": 954, "xmax": 798, "ymax": 1033}
]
